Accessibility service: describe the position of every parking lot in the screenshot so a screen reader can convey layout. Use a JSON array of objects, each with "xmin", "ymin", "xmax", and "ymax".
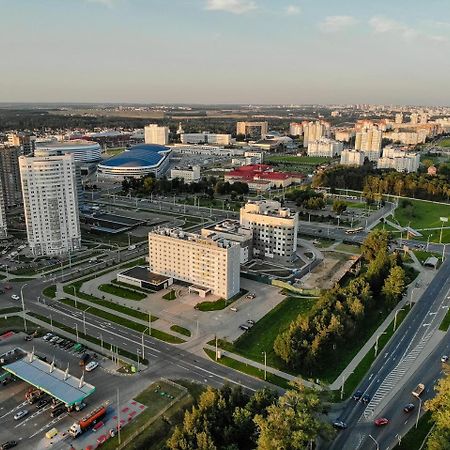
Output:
[{"xmin": 0, "ymin": 332, "xmax": 151, "ymax": 449}]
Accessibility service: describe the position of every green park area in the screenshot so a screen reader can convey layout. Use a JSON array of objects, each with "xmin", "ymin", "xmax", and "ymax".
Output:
[
  {"xmin": 99, "ymin": 283, "xmax": 146, "ymax": 301},
  {"xmin": 213, "ymin": 296, "xmax": 317, "ymax": 371},
  {"xmin": 438, "ymin": 138, "xmax": 450, "ymax": 147},
  {"xmin": 266, "ymin": 155, "xmax": 331, "ymax": 165}
]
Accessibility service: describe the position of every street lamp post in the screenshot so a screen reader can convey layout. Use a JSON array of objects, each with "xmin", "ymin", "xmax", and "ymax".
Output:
[
  {"xmin": 99, "ymin": 333, "xmax": 103, "ymax": 349},
  {"xmin": 443, "ymin": 243, "xmax": 447, "ymax": 262},
  {"xmin": 141, "ymin": 327, "xmax": 148, "ymax": 360},
  {"xmin": 20, "ymin": 283, "xmax": 28, "ymax": 333},
  {"xmin": 83, "ymin": 307, "xmax": 91, "ymax": 335},
  {"xmin": 426, "ymin": 234, "xmax": 433, "ymax": 252},
  {"xmin": 439, "ymin": 217, "xmax": 448, "ymax": 244},
  {"xmin": 75, "ymin": 323, "xmax": 79, "ymax": 343},
  {"xmin": 369, "ymin": 434, "xmax": 380, "ymax": 450},
  {"xmin": 70, "ymin": 285, "xmax": 78, "ymax": 309},
  {"xmin": 409, "ymin": 287, "xmax": 416, "ymax": 309},
  {"xmin": 416, "ymin": 397, "xmax": 423, "ymax": 429},
  {"xmin": 136, "ymin": 349, "xmax": 140, "ymax": 372},
  {"xmin": 374, "ymin": 332, "xmax": 387, "ymax": 357},
  {"xmin": 50, "ymin": 314, "xmax": 53, "ymax": 332},
  {"xmin": 394, "ymin": 308, "xmax": 404, "ymax": 332}
]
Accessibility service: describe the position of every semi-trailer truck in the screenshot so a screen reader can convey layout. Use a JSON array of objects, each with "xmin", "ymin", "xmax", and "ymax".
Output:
[{"xmin": 69, "ymin": 405, "xmax": 107, "ymax": 437}]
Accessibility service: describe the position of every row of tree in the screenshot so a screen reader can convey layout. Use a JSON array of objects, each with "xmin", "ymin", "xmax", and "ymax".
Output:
[
  {"xmin": 285, "ymin": 188, "xmax": 326, "ymax": 210},
  {"xmin": 121, "ymin": 174, "xmax": 249, "ymax": 198},
  {"xmin": 274, "ymin": 230, "xmax": 407, "ymax": 373},
  {"xmin": 167, "ymin": 382, "xmax": 332, "ymax": 450},
  {"xmin": 313, "ymin": 164, "xmax": 450, "ymax": 202}
]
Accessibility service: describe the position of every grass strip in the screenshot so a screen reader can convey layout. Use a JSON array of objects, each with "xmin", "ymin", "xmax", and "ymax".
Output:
[
  {"xmin": 60, "ymin": 298, "xmax": 185, "ymax": 344},
  {"xmin": 170, "ymin": 325, "xmax": 191, "ymax": 337},
  {"xmin": 439, "ymin": 308, "xmax": 450, "ymax": 331},
  {"xmin": 0, "ymin": 307, "xmax": 22, "ymax": 314},
  {"xmin": 42, "ymin": 285, "xmax": 56, "ymax": 298},
  {"xmin": 99, "ymin": 283, "xmax": 146, "ymax": 301},
  {"xmin": 395, "ymin": 411, "xmax": 433, "ymax": 449},
  {"xmin": 204, "ymin": 349, "xmax": 290, "ymax": 389},
  {"xmin": 196, "ymin": 289, "xmax": 248, "ymax": 311}
]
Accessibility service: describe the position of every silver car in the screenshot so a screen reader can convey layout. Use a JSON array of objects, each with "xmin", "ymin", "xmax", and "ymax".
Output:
[{"xmin": 13, "ymin": 410, "xmax": 28, "ymax": 421}]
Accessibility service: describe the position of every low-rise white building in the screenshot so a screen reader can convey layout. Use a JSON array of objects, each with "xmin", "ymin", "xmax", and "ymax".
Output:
[
  {"xmin": 170, "ymin": 166, "xmax": 201, "ymax": 183},
  {"xmin": 148, "ymin": 228, "xmax": 241, "ymax": 300},
  {"xmin": 340, "ymin": 149, "xmax": 365, "ymax": 166},
  {"xmin": 307, "ymin": 138, "xmax": 343, "ymax": 157}
]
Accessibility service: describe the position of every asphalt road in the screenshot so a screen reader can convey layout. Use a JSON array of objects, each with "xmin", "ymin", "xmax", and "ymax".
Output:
[{"xmin": 330, "ymin": 257, "xmax": 450, "ymax": 450}]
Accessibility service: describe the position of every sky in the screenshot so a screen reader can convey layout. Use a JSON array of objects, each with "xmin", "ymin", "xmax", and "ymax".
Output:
[{"xmin": 1, "ymin": 0, "xmax": 450, "ymax": 105}]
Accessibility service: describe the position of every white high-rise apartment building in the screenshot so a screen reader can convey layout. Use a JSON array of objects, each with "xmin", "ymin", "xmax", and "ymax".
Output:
[
  {"xmin": 377, "ymin": 148, "xmax": 420, "ymax": 173},
  {"xmin": 0, "ymin": 176, "xmax": 6, "ymax": 239},
  {"xmin": 307, "ymin": 138, "xmax": 343, "ymax": 157},
  {"xmin": 19, "ymin": 154, "xmax": 81, "ymax": 256},
  {"xmin": 340, "ymin": 149, "xmax": 365, "ymax": 167},
  {"xmin": 410, "ymin": 113, "xmax": 419, "ymax": 125},
  {"xmin": 148, "ymin": 228, "xmax": 241, "ymax": 300},
  {"xmin": 144, "ymin": 124, "xmax": 169, "ymax": 145},
  {"xmin": 355, "ymin": 126, "xmax": 382, "ymax": 161},
  {"xmin": 240, "ymin": 200, "xmax": 298, "ymax": 264},
  {"xmin": 302, "ymin": 120, "xmax": 331, "ymax": 148},
  {"xmin": 289, "ymin": 122, "xmax": 303, "ymax": 136}
]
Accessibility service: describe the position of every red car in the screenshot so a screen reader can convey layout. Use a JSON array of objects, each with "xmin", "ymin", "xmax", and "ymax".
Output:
[{"xmin": 374, "ymin": 417, "xmax": 389, "ymax": 427}]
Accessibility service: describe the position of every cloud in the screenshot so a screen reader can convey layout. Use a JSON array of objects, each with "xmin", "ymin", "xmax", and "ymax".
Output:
[
  {"xmin": 285, "ymin": 5, "xmax": 301, "ymax": 16},
  {"xmin": 319, "ymin": 15, "xmax": 358, "ymax": 32},
  {"xmin": 204, "ymin": 0, "xmax": 257, "ymax": 14},
  {"xmin": 369, "ymin": 15, "xmax": 448, "ymax": 43}
]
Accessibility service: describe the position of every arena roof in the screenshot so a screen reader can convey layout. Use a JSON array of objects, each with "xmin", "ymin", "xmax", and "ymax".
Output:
[
  {"xmin": 100, "ymin": 144, "xmax": 171, "ymax": 168},
  {"xmin": 3, "ymin": 354, "xmax": 95, "ymax": 406}
]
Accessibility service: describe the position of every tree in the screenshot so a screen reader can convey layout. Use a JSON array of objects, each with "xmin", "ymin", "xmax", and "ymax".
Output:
[
  {"xmin": 332, "ymin": 199, "xmax": 347, "ymax": 215},
  {"xmin": 382, "ymin": 265, "xmax": 406, "ymax": 307},
  {"xmin": 361, "ymin": 230, "xmax": 390, "ymax": 262},
  {"xmin": 425, "ymin": 368, "xmax": 450, "ymax": 450},
  {"xmin": 254, "ymin": 382, "xmax": 331, "ymax": 450}
]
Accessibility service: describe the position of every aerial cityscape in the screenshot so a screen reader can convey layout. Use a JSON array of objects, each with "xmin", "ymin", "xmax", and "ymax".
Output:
[{"xmin": 0, "ymin": 1, "xmax": 449, "ymax": 450}]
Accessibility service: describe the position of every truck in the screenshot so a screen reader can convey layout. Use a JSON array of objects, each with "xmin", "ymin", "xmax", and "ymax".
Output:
[
  {"xmin": 412, "ymin": 383, "xmax": 425, "ymax": 398},
  {"xmin": 69, "ymin": 405, "xmax": 107, "ymax": 437}
]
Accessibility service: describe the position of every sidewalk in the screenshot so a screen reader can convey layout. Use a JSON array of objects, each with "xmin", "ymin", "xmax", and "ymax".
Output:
[{"xmin": 328, "ymin": 265, "xmax": 433, "ymax": 390}]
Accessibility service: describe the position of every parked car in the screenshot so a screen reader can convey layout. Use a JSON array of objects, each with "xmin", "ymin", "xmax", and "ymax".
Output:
[
  {"xmin": 230, "ymin": 307, "xmax": 238, "ymax": 312},
  {"xmin": 362, "ymin": 394, "xmax": 371, "ymax": 404},
  {"xmin": 0, "ymin": 441, "xmax": 17, "ymax": 450},
  {"xmin": 36, "ymin": 399, "xmax": 50, "ymax": 409},
  {"xmin": 353, "ymin": 391, "xmax": 363, "ymax": 401},
  {"xmin": 247, "ymin": 320, "xmax": 255, "ymax": 325},
  {"xmin": 246, "ymin": 293, "xmax": 256, "ymax": 300},
  {"xmin": 403, "ymin": 403, "xmax": 415, "ymax": 413},
  {"xmin": 239, "ymin": 325, "xmax": 249, "ymax": 331},
  {"xmin": 374, "ymin": 417, "xmax": 389, "ymax": 427},
  {"xmin": 13, "ymin": 410, "xmax": 28, "ymax": 421},
  {"xmin": 43, "ymin": 333, "xmax": 53, "ymax": 341},
  {"xmin": 11, "ymin": 295, "xmax": 19, "ymax": 301},
  {"xmin": 85, "ymin": 361, "xmax": 99, "ymax": 372},
  {"xmin": 51, "ymin": 407, "xmax": 65, "ymax": 418},
  {"xmin": 441, "ymin": 355, "xmax": 449, "ymax": 363},
  {"xmin": 24, "ymin": 335, "xmax": 33, "ymax": 341},
  {"xmin": 332, "ymin": 420, "xmax": 348, "ymax": 430}
]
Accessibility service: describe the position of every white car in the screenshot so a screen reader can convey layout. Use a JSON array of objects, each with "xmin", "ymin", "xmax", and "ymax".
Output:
[
  {"xmin": 11, "ymin": 294, "xmax": 20, "ymax": 301},
  {"xmin": 14, "ymin": 410, "xmax": 28, "ymax": 421},
  {"xmin": 85, "ymin": 361, "xmax": 99, "ymax": 372},
  {"xmin": 441, "ymin": 355, "xmax": 449, "ymax": 363}
]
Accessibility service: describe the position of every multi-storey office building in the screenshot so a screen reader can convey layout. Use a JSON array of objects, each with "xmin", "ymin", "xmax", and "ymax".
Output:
[
  {"xmin": 240, "ymin": 200, "xmax": 298, "ymax": 264},
  {"xmin": 144, "ymin": 124, "xmax": 169, "ymax": 145},
  {"xmin": 19, "ymin": 154, "xmax": 81, "ymax": 256},
  {"xmin": 148, "ymin": 228, "xmax": 241, "ymax": 300},
  {"xmin": 0, "ymin": 145, "xmax": 23, "ymax": 208}
]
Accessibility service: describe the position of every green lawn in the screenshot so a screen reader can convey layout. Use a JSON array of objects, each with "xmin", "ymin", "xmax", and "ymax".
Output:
[
  {"xmin": 163, "ymin": 290, "xmax": 177, "ymax": 301},
  {"xmin": 438, "ymin": 137, "xmax": 450, "ymax": 148},
  {"xmin": 413, "ymin": 250, "xmax": 442, "ymax": 265},
  {"xmin": 0, "ymin": 307, "xmax": 22, "ymax": 315},
  {"xmin": 394, "ymin": 199, "xmax": 450, "ymax": 230},
  {"xmin": 395, "ymin": 411, "xmax": 433, "ymax": 449},
  {"xmin": 266, "ymin": 155, "xmax": 331, "ymax": 165},
  {"xmin": 440, "ymin": 308, "xmax": 450, "ymax": 331},
  {"xmin": 42, "ymin": 285, "xmax": 56, "ymax": 299},
  {"xmin": 373, "ymin": 221, "xmax": 401, "ymax": 233},
  {"xmin": 99, "ymin": 283, "xmax": 146, "ymax": 301},
  {"xmin": 334, "ymin": 243, "xmax": 362, "ymax": 254},
  {"xmin": 170, "ymin": 325, "xmax": 191, "ymax": 337},
  {"xmin": 215, "ymin": 296, "xmax": 317, "ymax": 370}
]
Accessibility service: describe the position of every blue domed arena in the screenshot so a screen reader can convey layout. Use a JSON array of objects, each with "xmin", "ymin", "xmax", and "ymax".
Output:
[{"xmin": 97, "ymin": 144, "xmax": 171, "ymax": 178}]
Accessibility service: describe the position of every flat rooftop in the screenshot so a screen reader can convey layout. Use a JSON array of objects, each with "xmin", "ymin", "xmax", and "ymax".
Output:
[
  {"xmin": 3, "ymin": 353, "xmax": 95, "ymax": 406},
  {"xmin": 121, "ymin": 266, "xmax": 171, "ymax": 285}
]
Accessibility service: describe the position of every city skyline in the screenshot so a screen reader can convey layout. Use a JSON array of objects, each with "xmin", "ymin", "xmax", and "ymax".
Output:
[{"xmin": 1, "ymin": 0, "xmax": 450, "ymax": 105}]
